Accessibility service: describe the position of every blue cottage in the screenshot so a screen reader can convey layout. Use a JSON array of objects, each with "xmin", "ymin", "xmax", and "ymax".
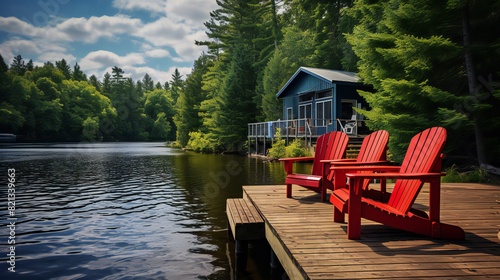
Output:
[
  {"xmin": 276, "ymin": 67, "xmax": 369, "ymax": 136},
  {"xmin": 248, "ymin": 67, "xmax": 370, "ymax": 155}
]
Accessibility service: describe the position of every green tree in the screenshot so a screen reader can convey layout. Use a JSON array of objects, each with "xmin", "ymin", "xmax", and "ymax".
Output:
[
  {"xmin": 260, "ymin": 26, "xmax": 316, "ymax": 121},
  {"xmin": 346, "ymin": 0, "xmax": 500, "ymax": 164},
  {"xmin": 0, "ymin": 54, "xmax": 8, "ymax": 72},
  {"xmin": 60, "ymin": 80, "xmax": 116, "ymax": 140},
  {"xmin": 151, "ymin": 112, "xmax": 171, "ymax": 140},
  {"xmin": 144, "ymin": 89, "xmax": 174, "ymax": 119},
  {"xmin": 174, "ymin": 54, "xmax": 211, "ymax": 147},
  {"xmin": 55, "ymin": 59, "xmax": 71, "ymax": 79},
  {"xmin": 72, "ymin": 62, "xmax": 87, "ymax": 81},
  {"xmin": 194, "ymin": 0, "xmax": 273, "ymax": 152},
  {"xmin": 1, "ymin": 75, "xmax": 32, "ymax": 134},
  {"xmin": 82, "ymin": 116, "xmax": 100, "ymax": 141},
  {"xmin": 216, "ymin": 41, "xmax": 258, "ymax": 151},
  {"xmin": 142, "ymin": 73, "xmax": 154, "ymax": 92},
  {"xmin": 89, "ymin": 75, "xmax": 101, "ymax": 91},
  {"xmin": 0, "ymin": 60, "xmax": 27, "ymax": 133},
  {"xmin": 197, "ymin": 60, "xmax": 226, "ymax": 151},
  {"xmin": 33, "ymin": 77, "xmax": 64, "ymax": 136},
  {"xmin": 169, "ymin": 69, "xmax": 183, "ymax": 102},
  {"xmin": 26, "ymin": 59, "xmax": 34, "ymax": 72},
  {"xmin": 102, "ymin": 72, "xmax": 112, "ymax": 95},
  {"xmin": 10, "ymin": 55, "xmax": 26, "ymax": 76},
  {"xmin": 284, "ymin": 0, "xmax": 355, "ymax": 69}
]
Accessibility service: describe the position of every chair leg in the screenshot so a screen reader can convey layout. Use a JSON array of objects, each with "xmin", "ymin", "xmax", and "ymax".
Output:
[
  {"xmin": 347, "ymin": 205, "xmax": 361, "ymax": 239},
  {"xmin": 286, "ymin": 184, "xmax": 292, "ymax": 198},
  {"xmin": 333, "ymin": 208, "xmax": 345, "ymax": 223},
  {"xmin": 347, "ymin": 179, "xmax": 362, "ymax": 239}
]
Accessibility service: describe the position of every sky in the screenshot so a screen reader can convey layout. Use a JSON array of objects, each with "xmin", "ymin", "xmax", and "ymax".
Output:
[{"xmin": 0, "ymin": 0, "xmax": 219, "ymax": 84}]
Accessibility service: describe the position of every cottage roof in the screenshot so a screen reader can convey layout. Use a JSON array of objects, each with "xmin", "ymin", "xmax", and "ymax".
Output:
[{"xmin": 276, "ymin": 67, "xmax": 359, "ymax": 98}]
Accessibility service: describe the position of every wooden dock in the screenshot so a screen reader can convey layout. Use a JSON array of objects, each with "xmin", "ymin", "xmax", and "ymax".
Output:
[{"xmin": 241, "ymin": 183, "xmax": 500, "ymax": 279}]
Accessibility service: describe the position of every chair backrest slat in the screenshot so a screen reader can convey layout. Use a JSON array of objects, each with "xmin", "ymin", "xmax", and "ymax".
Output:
[
  {"xmin": 356, "ymin": 130, "xmax": 389, "ymax": 163},
  {"xmin": 355, "ymin": 130, "xmax": 389, "ymax": 190},
  {"xmin": 388, "ymin": 127, "xmax": 446, "ymax": 213},
  {"xmin": 311, "ymin": 132, "xmax": 349, "ymax": 175}
]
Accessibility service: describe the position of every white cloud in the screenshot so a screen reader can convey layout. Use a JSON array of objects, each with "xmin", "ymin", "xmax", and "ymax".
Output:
[
  {"xmin": 0, "ymin": 17, "xmax": 38, "ymax": 37},
  {"xmin": 0, "ymin": 39, "xmax": 40, "ymax": 59},
  {"xmin": 0, "ymin": 37, "xmax": 69, "ymax": 66},
  {"xmin": 79, "ymin": 50, "xmax": 146, "ymax": 71},
  {"xmin": 0, "ymin": 15, "xmax": 142, "ymax": 44},
  {"xmin": 113, "ymin": 0, "xmax": 166, "ymax": 14},
  {"xmin": 38, "ymin": 52, "xmax": 76, "ymax": 64},
  {"xmin": 55, "ymin": 16, "xmax": 142, "ymax": 43},
  {"xmin": 138, "ymin": 17, "xmax": 210, "ymax": 62},
  {"xmin": 165, "ymin": 0, "xmax": 218, "ymax": 27},
  {"xmin": 145, "ymin": 49, "xmax": 171, "ymax": 58},
  {"xmin": 122, "ymin": 65, "xmax": 169, "ymax": 84},
  {"xmin": 139, "ymin": 17, "xmax": 188, "ymax": 45}
]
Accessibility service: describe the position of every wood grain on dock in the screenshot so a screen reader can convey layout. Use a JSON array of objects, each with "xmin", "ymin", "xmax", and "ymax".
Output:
[{"xmin": 242, "ymin": 183, "xmax": 500, "ymax": 279}]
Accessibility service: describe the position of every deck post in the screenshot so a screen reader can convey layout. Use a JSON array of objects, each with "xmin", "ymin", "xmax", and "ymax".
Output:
[
  {"xmin": 235, "ymin": 240, "xmax": 248, "ymax": 273},
  {"xmin": 255, "ymin": 136, "xmax": 258, "ymax": 156},
  {"xmin": 226, "ymin": 198, "xmax": 265, "ymax": 276}
]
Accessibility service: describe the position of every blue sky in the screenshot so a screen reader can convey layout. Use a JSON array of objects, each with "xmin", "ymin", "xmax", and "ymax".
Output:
[{"xmin": 0, "ymin": 0, "xmax": 219, "ymax": 83}]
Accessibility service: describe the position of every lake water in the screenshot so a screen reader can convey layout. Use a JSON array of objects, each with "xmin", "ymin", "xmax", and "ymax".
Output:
[{"xmin": 0, "ymin": 142, "xmax": 307, "ymax": 279}]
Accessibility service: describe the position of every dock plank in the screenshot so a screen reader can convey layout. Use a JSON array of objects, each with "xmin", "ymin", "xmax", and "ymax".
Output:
[{"xmin": 243, "ymin": 183, "xmax": 500, "ymax": 279}]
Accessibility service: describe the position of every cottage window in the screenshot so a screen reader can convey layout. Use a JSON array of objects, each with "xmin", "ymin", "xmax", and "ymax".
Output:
[
  {"xmin": 286, "ymin": 107, "xmax": 293, "ymax": 120},
  {"xmin": 299, "ymin": 93, "xmax": 313, "ymax": 102},
  {"xmin": 316, "ymin": 100, "xmax": 332, "ymax": 126},
  {"xmin": 316, "ymin": 90, "xmax": 332, "ymax": 99},
  {"xmin": 299, "ymin": 103, "xmax": 312, "ymax": 120}
]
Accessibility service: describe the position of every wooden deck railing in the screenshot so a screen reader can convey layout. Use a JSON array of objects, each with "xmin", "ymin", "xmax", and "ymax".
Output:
[{"xmin": 248, "ymin": 118, "xmax": 336, "ymax": 140}]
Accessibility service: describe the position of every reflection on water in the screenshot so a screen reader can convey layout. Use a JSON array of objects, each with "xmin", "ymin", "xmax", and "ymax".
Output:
[{"xmin": 0, "ymin": 143, "xmax": 299, "ymax": 279}]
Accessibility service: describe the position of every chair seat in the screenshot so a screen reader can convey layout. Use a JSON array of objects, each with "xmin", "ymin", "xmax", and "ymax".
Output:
[
  {"xmin": 285, "ymin": 174, "xmax": 321, "ymax": 188},
  {"xmin": 331, "ymin": 188, "xmax": 406, "ymax": 217},
  {"xmin": 286, "ymin": 174, "xmax": 322, "ymax": 182}
]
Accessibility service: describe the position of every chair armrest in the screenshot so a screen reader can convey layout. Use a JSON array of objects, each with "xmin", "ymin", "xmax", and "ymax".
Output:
[
  {"xmin": 346, "ymin": 172, "xmax": 445, "ymax": 195},
  {"xmin": 330, "ymin": 165, "xmax": 401, "ymax": 172},
  {"xmin": 328, "ymin": 160, "xmax": 390, "ymax": 167},
  {"xmin": 320, "ymin": 159, "xmax": 357, "ymax": 163},
  {"xmin": 279, "ymin": 156, "xmax": 314, "ymax": 174},
  {"xmin": 329, "ymin": 165, "xmax": 401, "ymax": 191},
  {"xmin": 279, "ymin": 156, "xmax": 314, "ymax": 163},
  {"xmin": 345, "ymin": 172, "xmax": 445, "ymax": 180}
]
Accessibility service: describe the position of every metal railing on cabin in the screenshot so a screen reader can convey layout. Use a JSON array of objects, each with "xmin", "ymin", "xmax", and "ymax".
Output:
[
  {"xmin": 247, "ymin": 118, "xmax": 338, "ymax": 141},
  {"xmin": 248, "ymin": 117, "xmax": 365, "ymax": 139}
]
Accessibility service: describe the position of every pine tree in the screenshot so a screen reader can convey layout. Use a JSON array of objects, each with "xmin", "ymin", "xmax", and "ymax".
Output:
[
  {"xmin": 345, "ymin": 0, "xmax": 500, "ymax": 164},
  {"xmin": 72, "ymin": 62, "xmax": 87, "ymax": 81},
  {"xmin": 0, "ymin": 54, "xmax": 8, "ymax": 72},
  {"xmin": 56, "ymin": 59, "xmax": 72, "ymax": 79},
  {"xmin": 142, "ymin": 73, "xmax": 154, "ymax": 92},
  {"xmin": 10, "ymin": 55, "xmax": 26, "ymax": 76},
  {"xmin": 111, "ymin": 66, "xmax": 125, "ymax": 83},
  {"xmin": 174, "ymin": 54, "xmax": 211, "ymax": 147},
  {"xmin": 170, "ymin": 69, "xmax": 183, "ymax": 102},
  {"xmin": 216, "ymin": 41, "xmax": 257, "ymax": 151}
]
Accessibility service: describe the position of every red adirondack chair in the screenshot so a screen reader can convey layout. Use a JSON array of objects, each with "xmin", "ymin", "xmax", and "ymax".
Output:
[
  {"xmin": 330, "ymin": 127, "xmax": 465, "ymax": 240},
  {"xmin": 280, "ymin": 131, "xmax": 349, "ymax": 201},
  {"xmin": 325, "ymin": 130, "xmax": 389, "ymax": 189}
]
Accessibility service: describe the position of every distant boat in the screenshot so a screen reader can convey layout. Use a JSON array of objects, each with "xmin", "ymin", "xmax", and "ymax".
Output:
[{"xmin": 0, "ymin": 133, "xmax": 16, "ymax": 143}]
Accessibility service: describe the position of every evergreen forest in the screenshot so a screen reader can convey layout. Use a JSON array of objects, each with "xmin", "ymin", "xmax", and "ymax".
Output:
[{"xmin": 1, "ymin": 0, "xmax": 499, "ymax": 168}]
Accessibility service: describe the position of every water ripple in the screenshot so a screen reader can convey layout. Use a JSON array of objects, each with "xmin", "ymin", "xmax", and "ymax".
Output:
[{"xmin": 0, "ymin": 143, "xmax": 223, "ymax": 279}]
